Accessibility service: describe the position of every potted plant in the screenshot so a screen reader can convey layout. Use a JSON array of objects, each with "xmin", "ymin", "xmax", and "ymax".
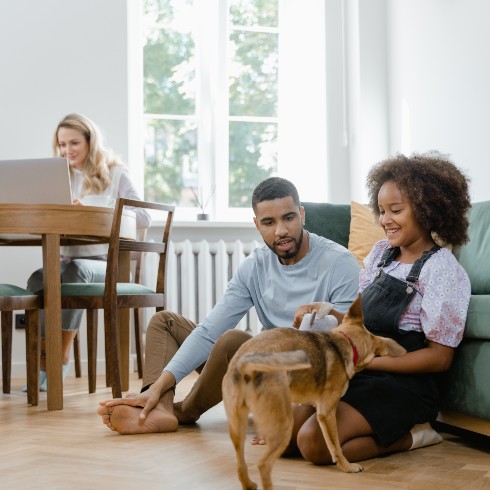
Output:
[{"xmin": 191, "ymin": 185, "xmax": 215, "ymax": 220}]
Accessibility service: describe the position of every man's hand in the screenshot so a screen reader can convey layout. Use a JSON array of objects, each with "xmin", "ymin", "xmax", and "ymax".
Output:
[
  {"xmin": 292, "ymin": 302, "xmax": 323, "ymax": 328},
  {"xmin": 99, "ymin": 370, "xmax": 177, "ymax": 420}
]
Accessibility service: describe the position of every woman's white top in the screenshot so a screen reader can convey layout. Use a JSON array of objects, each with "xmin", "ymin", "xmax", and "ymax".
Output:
[{"xmin": 60, "ymin": 166, "xmax": 151, "ymax": 258}]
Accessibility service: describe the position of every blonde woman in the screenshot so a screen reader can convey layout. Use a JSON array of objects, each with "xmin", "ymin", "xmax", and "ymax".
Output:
[{"xmin": 26, "ymin": 113, "xmax": 150, "ymax": 391}]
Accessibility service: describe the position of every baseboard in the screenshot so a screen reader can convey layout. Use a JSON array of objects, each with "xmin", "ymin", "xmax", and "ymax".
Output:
[
  {"xmin": 3, "ymin": 355, "xmax": 138, "ymax": 381},
  {"xmin": 436, "ymin": 410, "xmax": 490, "ymax": 437}
]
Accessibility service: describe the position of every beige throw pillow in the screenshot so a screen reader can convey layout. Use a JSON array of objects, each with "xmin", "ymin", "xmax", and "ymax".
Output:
[{"xmin": 348, "ymin": 201, "xmax": 385, "ymax": 265}]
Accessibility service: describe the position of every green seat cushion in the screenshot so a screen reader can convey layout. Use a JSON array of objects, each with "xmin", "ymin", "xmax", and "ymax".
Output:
[
  {"xmin": 0, "ymin": 284, "xmax": 37, "ymax": 297},
  {"xmin": 464, "ymin": 295, "xmax": 490, "ymax": 340},
  {"xmin": 302, "ymin": 202, "xmax": 351, "ymax": 248},
  {"xmin": 59, "ymin": 283, "xmax": 156, "ymax": 297},
  {"xmin": 455, "ymin": 201, "xmax": 490, "ymax": 295}
]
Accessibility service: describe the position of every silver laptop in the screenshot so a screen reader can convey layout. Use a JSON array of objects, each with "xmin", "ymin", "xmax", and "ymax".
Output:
[{"xmin": 0, "ymin": 158, "xmax": 73, "ymax": 205}]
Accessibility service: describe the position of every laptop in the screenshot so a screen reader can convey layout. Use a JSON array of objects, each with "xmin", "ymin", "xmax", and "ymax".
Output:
[{"xmin": 0, "ymin": 158, "xmax": 73, "ymax": 205}]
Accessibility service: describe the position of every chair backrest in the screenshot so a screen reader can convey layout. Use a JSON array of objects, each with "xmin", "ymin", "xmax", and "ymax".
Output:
[
  {"xmin": 103, "ymin": 198, "xmax": 175, "ymax": 309},
  {"xmin": 102, "ymin": 198, "xmax": 174, "ymax": 395}
]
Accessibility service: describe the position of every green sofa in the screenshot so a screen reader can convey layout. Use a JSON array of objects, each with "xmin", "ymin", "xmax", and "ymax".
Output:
[{"xmin": 302, "ymin": 200, "xmax": 490, "ymax": 437}]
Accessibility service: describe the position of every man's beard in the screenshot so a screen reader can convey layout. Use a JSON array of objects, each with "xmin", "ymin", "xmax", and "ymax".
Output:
[{"xmin": 267, "ymin": 228, "xmax": 304, "ymax": 261}]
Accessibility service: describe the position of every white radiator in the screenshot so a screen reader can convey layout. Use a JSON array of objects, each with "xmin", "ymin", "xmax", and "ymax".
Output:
[{"xmin": 146, "ymin": 239, "xmax": 263, "ymax": 334}]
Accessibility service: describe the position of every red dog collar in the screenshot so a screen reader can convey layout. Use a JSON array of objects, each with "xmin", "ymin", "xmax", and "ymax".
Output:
[{"xmin": 340, "ymin": 332, "xmax": 358, "ymax": 367}]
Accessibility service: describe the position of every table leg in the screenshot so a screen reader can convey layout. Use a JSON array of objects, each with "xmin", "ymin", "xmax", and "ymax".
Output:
[{"xmin": 42, "ymin": 234, "xmax": 63, "ymax": 410}]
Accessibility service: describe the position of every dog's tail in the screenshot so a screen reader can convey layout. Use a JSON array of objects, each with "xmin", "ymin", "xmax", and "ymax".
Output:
[{"xmin": 237, "ymin": 350, "xmax": 311, "ymax": 377}]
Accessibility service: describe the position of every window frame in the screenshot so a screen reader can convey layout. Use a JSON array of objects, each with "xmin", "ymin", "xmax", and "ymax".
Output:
[{"xmin": 130, "ymin": 0, "xmax": 328, "ymax": 222}]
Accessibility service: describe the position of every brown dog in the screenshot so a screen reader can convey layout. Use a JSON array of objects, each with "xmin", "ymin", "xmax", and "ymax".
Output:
[{"xmin": 222, "ymin": 295, "xmax": 407, "ymax": 490}]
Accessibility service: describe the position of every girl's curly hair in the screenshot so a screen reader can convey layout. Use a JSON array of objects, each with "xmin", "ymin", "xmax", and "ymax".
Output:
[{"xmin": 366, "ymin": 151, "xmax": 471, "ymax": 248}]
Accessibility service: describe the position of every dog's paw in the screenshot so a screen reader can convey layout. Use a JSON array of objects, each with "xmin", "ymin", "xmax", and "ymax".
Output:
[{"xmin": 338, "ymin": 461, "xmax": 364, "ymax": 473}]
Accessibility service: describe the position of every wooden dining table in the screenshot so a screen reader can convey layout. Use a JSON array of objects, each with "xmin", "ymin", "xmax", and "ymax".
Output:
[{"xmin": 0, "ymin": 203, "xmax": 136, "ymax": 410}]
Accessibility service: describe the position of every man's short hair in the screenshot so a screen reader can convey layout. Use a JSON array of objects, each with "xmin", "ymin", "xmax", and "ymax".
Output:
[{"xmin": 252, "ymin": 177, "xmax": 300, "ymax": 211}]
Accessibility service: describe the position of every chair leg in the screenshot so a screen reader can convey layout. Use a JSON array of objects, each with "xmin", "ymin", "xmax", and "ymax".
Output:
[
  {"xmin": 1, "ymin": 311, "xmax": 13, "ymax": 394},
  {"xmin": 73, "ymin": 331, "xmax": 82, "ymax": 378},
  {"xmin": 25, "ymin": 310, "xmax": 40, "ymax": 406},
  {"xmin": 103, "ymin": 311, "xmax": 111, "ymax": 389},
  {"xmin": 104, "ymin": 311, "xmax": 110, "ymax": 389},
  {"xmin": 86, "ymin": 309, "xmax": 98, "ymax": 394},
  {"xmin": 134, "ymin": 308, "xmax": 144, "ymax": 379},
  {"xmin": 104, "ymin": 307, "xmax": 122, "ymax": 399}
]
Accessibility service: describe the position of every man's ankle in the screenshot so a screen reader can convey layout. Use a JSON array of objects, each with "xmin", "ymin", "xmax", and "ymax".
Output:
[{"xmin": 174, "ymin": 401, "xmax": 200, "ymax": 424}]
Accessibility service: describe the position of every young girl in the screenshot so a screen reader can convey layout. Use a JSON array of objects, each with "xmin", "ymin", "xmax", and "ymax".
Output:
[
  {"xmin": 26, "ymin": 113, "xmax": 150, "ymax": 390},
  {"xmin": 289, "ymin": 151, "xmax": 471, "ymax": 463}
]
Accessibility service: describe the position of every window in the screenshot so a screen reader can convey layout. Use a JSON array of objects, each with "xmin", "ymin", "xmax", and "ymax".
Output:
[{"xmin": 141, "ymin": 0, "xmax": 326, "ymax": 220}]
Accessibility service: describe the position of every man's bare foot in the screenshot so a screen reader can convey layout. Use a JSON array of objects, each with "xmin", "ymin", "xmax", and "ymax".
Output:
[
  {"xmin": 173, "ymin": 401, "xmax": 200, "ymax": 425},
  {"xmin": 97, "ymin": 393, "xmax": 178, "ymax": 435},
  {"xmin": 250, "ymin": 435, "xmax": 266, "ymax": 445}
]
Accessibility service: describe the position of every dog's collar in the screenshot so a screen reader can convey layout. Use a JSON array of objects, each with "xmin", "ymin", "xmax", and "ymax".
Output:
[{"xmin": 340, "ymin": 332, "xmax": 358, "ymax": 366}]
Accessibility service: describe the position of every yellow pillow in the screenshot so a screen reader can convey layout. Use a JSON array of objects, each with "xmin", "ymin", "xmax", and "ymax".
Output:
[{"xmin": 348, "ymin": 201, "xmax": 385, "ymax": 265}]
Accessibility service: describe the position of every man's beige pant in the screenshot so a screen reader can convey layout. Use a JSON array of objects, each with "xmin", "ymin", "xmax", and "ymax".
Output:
[{"xmin": 143, "ymin": 311, "xmax": 252, "ymax": 419}]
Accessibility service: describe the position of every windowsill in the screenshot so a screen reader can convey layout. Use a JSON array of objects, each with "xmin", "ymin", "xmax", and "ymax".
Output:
[
  {"xmin": 147, "ymin": 218, "xmax": 261, "ymax": 243},
  {"xmin": 174, "ymin": 220, "xmax": 255, "ymax": 228},
  {"xmin": 150, "ymin": 219, "xmax": 256, "ymax": 229}
]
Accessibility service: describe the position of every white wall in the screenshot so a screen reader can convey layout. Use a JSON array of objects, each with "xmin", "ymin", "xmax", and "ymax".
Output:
[
  {"xmin": 0, "ymin": 0, "xmax": 129, "ymax": 162},
  {"xmin": 386, "ymin": 0, "xmax": 490, "ymax": 202},
  {"xmin": 337, "ymin": 0, "xmax": 490, "ymax": 204},
  {"xmin": 0, "ymin": 0, "xmax": 130, "ymax": 378},
  {"xmin": 324, "ymin": 0, "xmax": 351, "ymax": 203},
  {"xmin": 332, "ymin": 0, "xmax": 390, "ymax": 203}
]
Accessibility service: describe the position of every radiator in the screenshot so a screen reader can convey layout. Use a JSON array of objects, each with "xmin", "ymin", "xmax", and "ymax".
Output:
[{"xmin": 145, "ymin": 239, "xmax": 263, "ymax": 334}]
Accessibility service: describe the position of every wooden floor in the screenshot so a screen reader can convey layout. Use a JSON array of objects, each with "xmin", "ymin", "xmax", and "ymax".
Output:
[{"xmin": 1, "ymin": 373, "xmax": 489, "ymax": 490}]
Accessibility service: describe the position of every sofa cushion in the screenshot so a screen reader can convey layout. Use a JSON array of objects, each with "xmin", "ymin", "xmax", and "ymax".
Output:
[
  {"xmin": 455, "ymin": 201, "xmax": 490, "ymax": 295},
  {"xmin": 463, "ymin": 295, "xmax": 490, "ymax": 340},
  {"xmin": 348, "ymin": 201, "xmax": 385, "ymax": 265},
  {"xmin": 439, "ymin": 339, "xmax": 490, "ymax": 421},
  {"xmin": 302, "ymin": 202, "xmax": 351, "ymax": 249}
]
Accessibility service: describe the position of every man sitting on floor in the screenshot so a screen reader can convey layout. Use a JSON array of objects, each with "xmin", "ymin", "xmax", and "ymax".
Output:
[{"xmin": 97, "ymin": 176, "xmax": 360, "ymax": 434}]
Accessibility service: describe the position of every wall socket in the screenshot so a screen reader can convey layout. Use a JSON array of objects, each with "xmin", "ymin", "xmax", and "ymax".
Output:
[{"xmin": 15, "ymin": 313, "xmax": 26, "ymax": 329}]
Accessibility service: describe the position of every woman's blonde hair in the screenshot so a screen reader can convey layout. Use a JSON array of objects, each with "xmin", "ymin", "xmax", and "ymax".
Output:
[{"xmin": 52, "ymin": 113, "xmax": 123, "ymax": 195}]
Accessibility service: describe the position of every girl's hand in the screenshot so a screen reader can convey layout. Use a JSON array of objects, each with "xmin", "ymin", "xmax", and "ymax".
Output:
[{"xmin": 72, "ymin": 199, "xmax": 84, "ymax": 206}]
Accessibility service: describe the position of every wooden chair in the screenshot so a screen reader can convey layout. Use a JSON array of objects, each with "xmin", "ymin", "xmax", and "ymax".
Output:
[
  {"xmin": 72, "ymin": 229, "xmax": 148, "ymax": 384},
  {"xmin": 1, "ymin": 284, "xmax": 41, "ymax": 406},
  {"xmin": 60, "ymin": 198, "xmax": 174, "ymax": 398}
]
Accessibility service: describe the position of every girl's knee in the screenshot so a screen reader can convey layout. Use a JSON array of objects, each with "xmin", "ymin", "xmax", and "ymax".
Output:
[{"xmin": 297, "ymin": 423, "xmax": 332, "ymax": 465}]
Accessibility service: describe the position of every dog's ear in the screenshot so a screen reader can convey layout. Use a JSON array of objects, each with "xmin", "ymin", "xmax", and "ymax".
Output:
[
  {"xmin": 374, "ymin": 336, "xmax": 407, "ymax": 357},
  {"xmin": 343, "ymin": 293, "xmax": 363, "ymax": 324}
]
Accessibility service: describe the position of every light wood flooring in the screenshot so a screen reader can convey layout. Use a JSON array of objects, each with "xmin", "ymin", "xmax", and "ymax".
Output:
[{"xmin": 1, "ymin": 372, "xmax": 489, "ymax": 490}]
